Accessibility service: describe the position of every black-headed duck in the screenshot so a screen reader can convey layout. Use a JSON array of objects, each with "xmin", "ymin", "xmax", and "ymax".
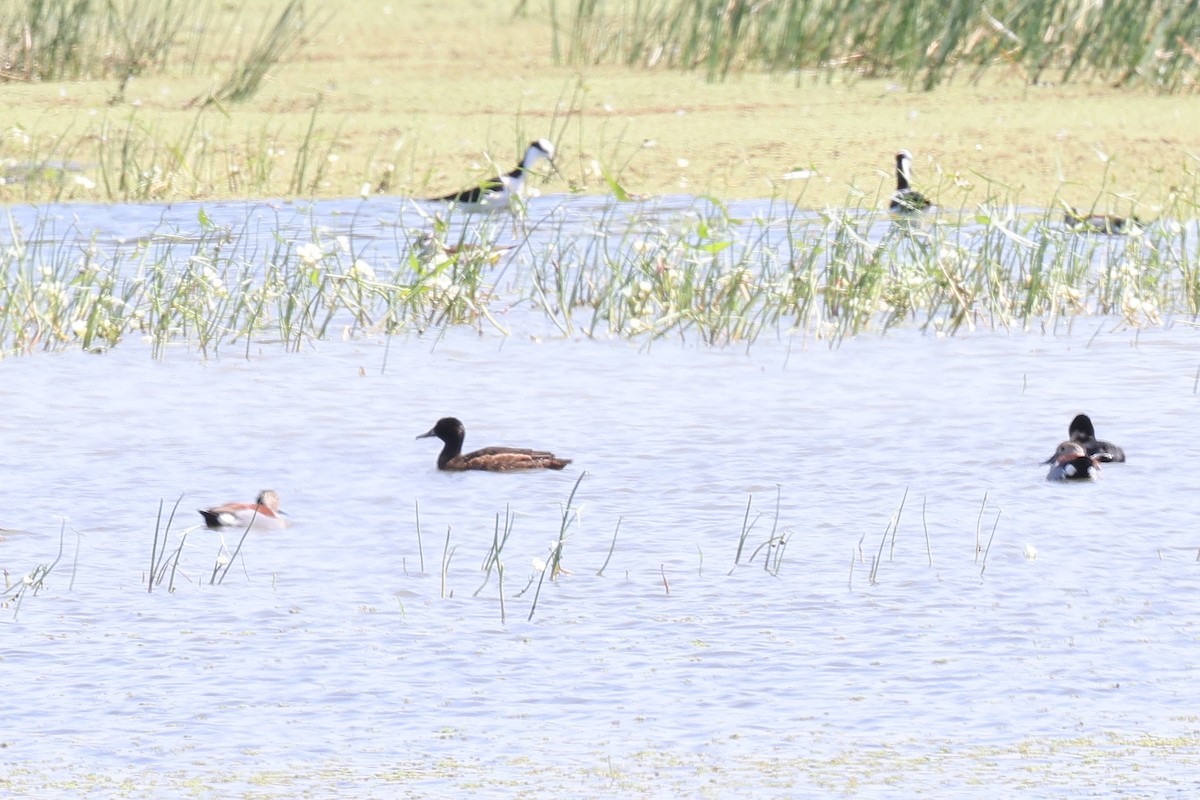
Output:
[
  {"xmin": 417, "ymin": 417, "xmax": 572, "ymax": 472},
  {"xmin": 1067, "ymin": 413, "xmax": 1126, "ymax": 463}
]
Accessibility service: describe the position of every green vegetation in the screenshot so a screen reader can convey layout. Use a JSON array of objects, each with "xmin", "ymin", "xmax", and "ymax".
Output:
[
  {"xmin": 1, "ymin": 522, "xmax": 67, "ymax": 619},
  {"xmin": 0, "ymin": 1, "xmax": 1192, "ymax": 206},
  {"xmin": 0, "ymin": 0, "xmax": 310, "ymax": 103},
  {"xmin": 0, "ymin": 0, "xmax": 200, "ymax": 83},
  {"xmin": 0, "ymin": 185, "xmax": 1194, "ymax": 359},
  {"xmin": 560, "ymin": 0, "xmax": 1200, "ymax": 90}
]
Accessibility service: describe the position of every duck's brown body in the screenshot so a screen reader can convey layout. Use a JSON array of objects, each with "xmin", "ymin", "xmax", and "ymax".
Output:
[{"xmin": 417, "ymin": 417, "xmax": 571, "ymax": 472}]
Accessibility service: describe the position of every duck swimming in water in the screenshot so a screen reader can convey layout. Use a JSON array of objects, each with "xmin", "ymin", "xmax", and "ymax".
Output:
[
  {"xmin": 1045, "ymin": 441, "xmax": 1100, "ymax": 482},
  {"xmin": 198, "ymin": 490, "xmax": 288, "ymax": 530},
  {"xmin": 417, "ymin": 417, "xmax": 572, "ymax": 472},
  {"xmin": 1066, "ymin": 413, "xmax": 1125, "ymax": 462}
]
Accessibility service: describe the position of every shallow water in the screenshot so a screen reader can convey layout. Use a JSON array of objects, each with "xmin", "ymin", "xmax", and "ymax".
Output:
[{"xmin": 2, "ymin": 197, "xmax": 1200, "ymax": 797}]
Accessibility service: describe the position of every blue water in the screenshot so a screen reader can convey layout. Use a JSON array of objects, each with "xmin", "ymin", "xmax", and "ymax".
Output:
[{"xmin": 1, "ymin": 197, "xmax": 1199, "ymax": 797}]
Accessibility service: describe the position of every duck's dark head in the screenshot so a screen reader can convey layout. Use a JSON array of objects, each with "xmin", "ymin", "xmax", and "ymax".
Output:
[
  {"xmin": 417, "ymin": 416, "xmax": 465, "ymax": 443},
  {"xmin": 1068, "ymin": 414, "xmax": 1096, "ymax": 440}
]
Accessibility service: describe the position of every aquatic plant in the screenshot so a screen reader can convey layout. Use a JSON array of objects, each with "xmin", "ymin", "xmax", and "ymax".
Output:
[
  {"xmin": 1, "ymin": 522, "xmax": 66, "ymax": 619},
  {"xmin": 526, "ymin": 192, "xmax": 1191, "ymax": 347},
  {"xmin": 527, "ymin": 472, "xmax": 586, "ymax": 621},
  {"xmin": 558, "ymin": 0, "xmax": 1200, "ymax": 91},
  {"xmin": 730, "ymin": 487, "xmax": 788, "ymax": 574},
  {"xmin": 0, "ymin": 183, "xmax": 1196, "ymax": 360},
  {"xmin": 147, "ymin": 496, "xmax": 187, "ymax": 593}
]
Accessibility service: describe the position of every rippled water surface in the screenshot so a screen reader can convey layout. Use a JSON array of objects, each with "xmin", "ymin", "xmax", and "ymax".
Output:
[{"xmin": 2, "ymin": 197, "xmax": 1200, "ymax": 797}]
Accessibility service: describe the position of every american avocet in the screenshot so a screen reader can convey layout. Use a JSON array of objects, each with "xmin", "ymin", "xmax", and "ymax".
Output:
[
  {"xmin": 198, "ymin": 490, "xmax": 289, "ymax": 530},
  {"xmin": 431, "ymin": 139, "xmax": 556, "ymax": 210},
  {"xmin": 417, "ymin": 417, "xmax": 572, "ymax": 472},
  {"xmin": 1045, "ymin": 441, "xmax": 1100, "ymax": 481},
  {"xmin": 1066, "ymin": 413, "xmax": 1126, "ymax": 462},
  {"xmin": 889, "ymin": 149, "xmax": 931, "ymax": 215}
]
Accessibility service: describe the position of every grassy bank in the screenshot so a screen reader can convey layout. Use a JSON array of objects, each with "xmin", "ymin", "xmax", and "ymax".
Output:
[
  {"xmin": 560, "ymin": 0, "xmax": 1200, "ymax": 91},
  {"xmin": 0, "ymin": 0, "xmax": 1196, "ymax": 210}
]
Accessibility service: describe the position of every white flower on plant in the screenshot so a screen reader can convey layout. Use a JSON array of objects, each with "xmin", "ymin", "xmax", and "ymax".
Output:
[
  {"xmin": 532, "ymin": 556, "xmax": 546, "ymax": 572},
  {"xmin": 296, "ymin": 242, "xmax": 323, "ymax": 265},
  {"xmin": 350, "ymin": 259, "xmax": 375, "ymax": 281}
]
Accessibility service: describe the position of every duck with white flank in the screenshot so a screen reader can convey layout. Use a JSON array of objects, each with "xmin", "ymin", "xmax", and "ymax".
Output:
[
  {"xmin": 431, "ymin": 139, "xmax": 556, "ymax": 210},
  {"xmin": 1045, "ymin": 441, "xmax": 1100, "ymax": 482},
  {"xmin": 198, "ymin": 490, "xmax": 289, "ymax": 530},
  {"xmin": 417, "ymin": 417, "xmax": 571, "ymax": 472},
  {"xmin": 889, "ymin": 149, "xmax": 931, "ymax": 214}
]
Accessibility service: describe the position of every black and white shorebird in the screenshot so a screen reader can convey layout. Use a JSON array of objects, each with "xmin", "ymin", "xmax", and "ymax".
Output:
[
  {"xmin": 889, "ymin": 149, "xmax": 931, "ymax": 214},
  {"xmin": 431, "ymin": 139, "xmax": 556, "ymax": 210}
]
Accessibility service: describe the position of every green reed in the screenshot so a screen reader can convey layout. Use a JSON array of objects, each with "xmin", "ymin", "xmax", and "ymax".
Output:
[
  {"xmin": 527, "ymin": 471, "xmax": 586, "ymax": 621},
  {"xmin": 0, "ymin": 0, "xmax": 191, "ymax": 83},
  {"xmin": 1, "ymin": 522, "xmax": 66, "ymax": 619},
  {"xmin": 1, "ymin": 104, "xmax": 348, "ymax": 204},
  {"xmin": 558, "ymin": 0, "xmax": 1200, "ymax": 91},
  {"xmin": 0, "ymin": 0, "xmax": 308, "ymax": 101},
  {"xmin": 532, "ymin": 189, "xmax": 1188, "ymax": 347},
  {"xmin": 0, "ymin": 215, "xmax": 505, "ymax": 358},
  {"xmin": 0, "ymin": 176, "xmax": 1197, "ymax": 361},
  {"xmin": 147, "ymin": 495, "xmax": 193, "ymax": 592},
  {"xmin": 196, "ymin": 0, "xmax": 310, "ymax": 107}
]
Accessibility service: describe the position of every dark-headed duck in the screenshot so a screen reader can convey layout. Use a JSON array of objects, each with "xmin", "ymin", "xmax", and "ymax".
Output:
[
  {"xmin": 1067, "ymin": 414, "xmax": 1125, "ymax": 462},
  {"xmin": 417, "ymin": 417, "xmax": 572, "ymax": 472}
]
